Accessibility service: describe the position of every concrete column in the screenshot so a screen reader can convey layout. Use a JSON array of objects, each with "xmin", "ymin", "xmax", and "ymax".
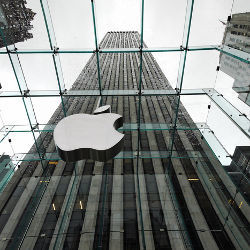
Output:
[
  {"xmin": 20, "ymin": 161, "xmax": 66, "ymax": 249},
  {"xmin": 129, "ymin": 86, "xmax": 155, "ymax": 249},
  {"xmin": 189, "ymin": 155, "xmax": 249, "ymax": 250},
  {"xmin": 178, "ymin": 129, "xmax": 249, "ymax": 249},
  {"xmin": 149, "ymin": 98, "xmax": 219, "ymax": 250},
  {"xmin": 194, "ymin": 130, "xmax": 250, "ymax": 221},
  {"xmin": 171, "ymin": 158, "xmax": 219, "ymax": 250},
  {"xmin": 141, "ymin": 98, "xmax": 186, "ymax": 250},
  {"xmin": 109, "ymin": 159, "xmax": 123, "ymax": 250},
  {"xmin": 49, "ymin": 161, "xmax": 85, "ymax": 249},
  {"xmin": 78, "ymin": 161, "xmax": 103, "ymax": 250},
  {"xmin": 0, "ymin": 168, "xmax": 42, "ymax": 248},
  {"xmin": 134, "ymin": 159, "xmax": 155, "ymax": 250}
]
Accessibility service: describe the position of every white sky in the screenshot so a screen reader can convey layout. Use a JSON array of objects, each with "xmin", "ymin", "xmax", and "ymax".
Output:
[{"xmin": 0, "ymin": 0, "xmax": 249, "ymax": 164}]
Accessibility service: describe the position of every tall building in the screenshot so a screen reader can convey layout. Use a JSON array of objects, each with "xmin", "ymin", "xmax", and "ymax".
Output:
[
  {"xmin": 0, "ymin": 0, "xmax": 35, "ymax": 48},
  {"xmin": 220, "ymin": 12, "xmax": 250, "ymax": 106},
  {"xmin": 0, "ymin": 32, "xmax": 249, "ymax": 249}
]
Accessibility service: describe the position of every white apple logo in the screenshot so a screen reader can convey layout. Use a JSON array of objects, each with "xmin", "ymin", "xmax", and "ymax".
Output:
[{"xmin": 53, "ymin": 105, "xmax": 124, "ymax": 162}]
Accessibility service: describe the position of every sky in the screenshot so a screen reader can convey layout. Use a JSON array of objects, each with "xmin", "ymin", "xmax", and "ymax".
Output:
[{"xmin": 0, "ymin": 0, "xmax": 249, "ymax": 164}]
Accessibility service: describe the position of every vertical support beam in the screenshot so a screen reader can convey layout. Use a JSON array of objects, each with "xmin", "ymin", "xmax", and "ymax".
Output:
[
  {"xmin": 91, "ymin": 0, "xmax": 103, "ymax": 105},
  {"xmin": 168, "ymin": 0, "xmax": 194, "ymax": 161},
  {"xmin": 40, "ymin": 0, "xmax": 67, "ymax": 116},
  {"xmin": 135, "ymin": 1, "xmax": 147, "ymax": 249},
  {"xmin": 0, "ymin": 28, "xmax": 44, "ymax": 163}
]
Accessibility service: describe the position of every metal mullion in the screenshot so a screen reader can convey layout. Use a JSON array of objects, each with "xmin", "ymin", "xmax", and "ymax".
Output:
[
  {"xmin": 168, "ymin": 0, "xmax": 194, "ymax": 163},
  {"xmin": 91, "ymin": 0, "xmax": 103, "ymax": 106},
  {"xmin": 0, "ymin": 46, "xmax": 249, "ymax": 64},
  {"xmin": 40, "ymin": 0, "xmax": 67, "ymax": 116},
  {"xmin": 0, "ymin": 122, "xmax": 209, "ymax": 135},
  {"xmin": 0, "ymin": 88, "xmax": 209, "ymax": 98},
  {"xmin": 135, "ymin": 1, "xmax": 146, "ymax": 249},
  {"xmin": 100, "ymin": 48, "xmax": 140, "ymax": 53},
  {"xmin": 9, "ymin": 58, "xmax": 43, "ymax": 159},
  {"xmin": 216, "ymin": 45, "xmax": 250, "ymax": 64}
]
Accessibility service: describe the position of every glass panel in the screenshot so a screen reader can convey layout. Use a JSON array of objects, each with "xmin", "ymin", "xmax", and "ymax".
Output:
[
  {"xmin": 60, "ymin": 54, "xmax": 93, "ymax": 90},
  {"xmin": 142, "ymin": 52, "xmax": 180, "ymax": 90},
  {"xmin": 205, "ymin": 88, "xmax": 250, "ymax": 137},
  {"xmin": 206, "ymin": 102, "xmax": 250, "ymax": 157},
  {"xmin": 7, "ymin": 132, "xmax": 34, "ymax": 155},
  {"xmin": 13, "ymin": 1, "xmax": 50, "ymax": 50},
  {"xmin": 188, "ymin": 0, "xmax": 232, "ymax": 46},
  {"xmin": 0, "ymin": 54, "xmax": 20, "ymax": 91},
  {"xmin": 95, "ymin": 1, "xmax": 141, "ymax": 49},
  {"xmin": 0, "ymin": 134, "xmax": 15, "ymax": 157},
  {"xmin": 31, "ymin": 97, "xmax": 62, "ymax": 124},
  {"xmin": 180, "ymin": 95, "xmax": 210, "ymax": 123},
  {"xmin": 18, "ymin": 54, "xmax": 60, "ymax": 90},
  {"xmin": 100, "ymin": 49, "xmax": 140, "ymax": 91},
  {"xmin": 182, "ymin": 50, "xmax": 219, "ymax": 89},
  {"xmin": 201, "ymin": 128, "xmax": 231, "ymax": 165},
  {"xmin": 0, "ymin": 98, "xmax": 29, "ymax": 125},
  {"xmin": 143, "ymin": 0, "xmax": 186, "ymax": 47},
  {"xmin": 215, "ymin": 70, "xmax": 250, "ymax": 122},
  {"xmin": 47, "ymin": 0, "xmax": 95, "ymax": 49},
  {"xmin": 194, "ymin": 156, "xmax": 249, "ymax": 249}
]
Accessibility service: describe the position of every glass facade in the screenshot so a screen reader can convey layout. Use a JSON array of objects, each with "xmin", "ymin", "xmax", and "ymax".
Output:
[{"xmin": 0, "ymin": 0, "xmax": 249, "ymax": 249}]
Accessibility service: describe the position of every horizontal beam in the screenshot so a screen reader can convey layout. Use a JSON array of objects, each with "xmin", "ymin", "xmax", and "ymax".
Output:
[
  {"xmin": 0, "ymin": 122, "xmax": 209, "ymax": 137},
  {"xmin": 1, "ymin": 88, "xmax": 248, "ymax": 139},
  {"xmin": 0, "ymin": 88, "xmax": 207, "ymax": 98},
  {"xmin": 11, "ymin": 150, "xmax": 206, "ymax": 162},
  {"xmin": 0, "ymin": 46, "xmax": 218, "ymax": 55},
  {"xmin": 215, "ymin": 45, "xmax": 250, "ymax": 64},
  {"xmin": 1, "ymin": 45, "xmax": 248, "ymax": 64}
]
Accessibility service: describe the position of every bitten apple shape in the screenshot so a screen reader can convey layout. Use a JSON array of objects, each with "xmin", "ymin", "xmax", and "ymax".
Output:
[{"xmin": 53, "ymin": 107, "xmax": 124, "ymax": 162}]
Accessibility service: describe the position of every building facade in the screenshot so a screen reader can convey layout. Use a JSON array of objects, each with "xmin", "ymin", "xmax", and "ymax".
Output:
[
  {"xmin": 0, "ymin": 32, "xmax": 249, "ymax": 249},
  {"xmin": 0, "ymin": 0, "xmax": 35, "ymax": 48},
  {"xmin": 220, "ymin": 12, "xmax": 250, "ymax": 106}
]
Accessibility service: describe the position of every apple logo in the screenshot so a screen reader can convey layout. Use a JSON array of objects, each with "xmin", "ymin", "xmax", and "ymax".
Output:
[{"xmin": 53, "ymin": 105, "xmax": 124, "ymax": 162}]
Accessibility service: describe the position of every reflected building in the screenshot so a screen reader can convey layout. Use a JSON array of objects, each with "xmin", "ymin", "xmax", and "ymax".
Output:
[
  {"xmin": 0, "ymin": 0, "xmax": 35, "ymax": 48},
  {"xmin": 0, "ymin": 32, "xmax": 249, "ymax": 249},
  {"xmin": 0, "ymin": 154, "xmax": 14, "ymax": 193},
  {"xmin": 227, "ymin": 146, "xmax": 250, "ymax": 203},
  {"xmin": 220, "ymin": 12, "xmax": 250, "ymax": 106}
]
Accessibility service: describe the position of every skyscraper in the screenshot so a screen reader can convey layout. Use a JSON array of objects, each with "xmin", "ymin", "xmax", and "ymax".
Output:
[
  {"xmin": 0, "ymin": 0, "xmax": 35, "ymax": 48},
  {"xmin": 220, "ymin": 12, "xmax": 250, "ymax": 106},
  {"xmin": 0, "ymin": 32, "xmax": 249, "ymax": 249}
]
